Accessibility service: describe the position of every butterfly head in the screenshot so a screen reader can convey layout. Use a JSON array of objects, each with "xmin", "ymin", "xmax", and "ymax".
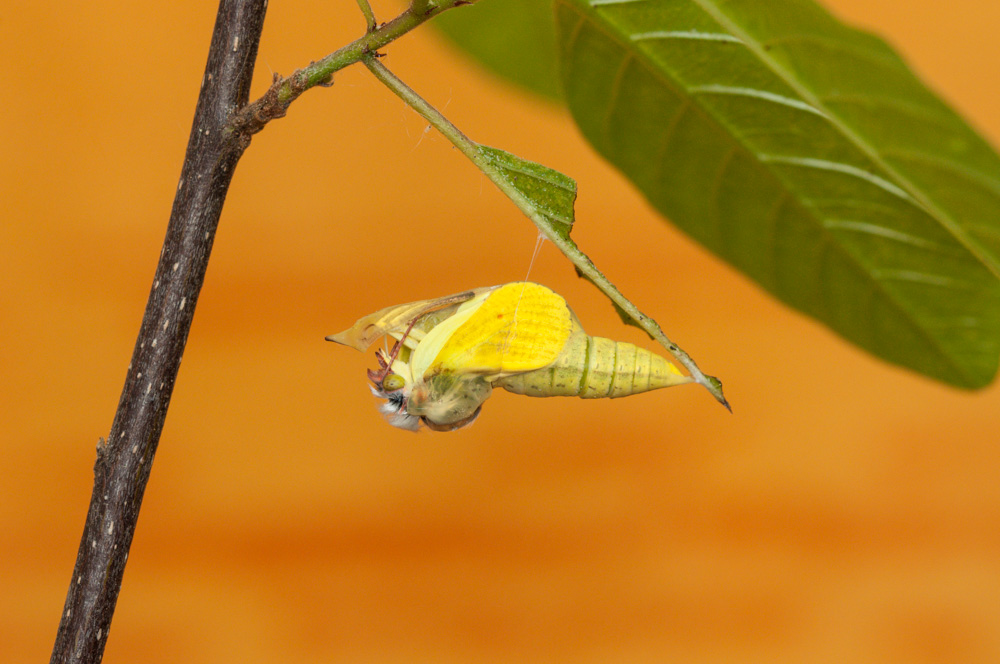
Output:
[{"xmin": 367, "ymin": 347, "xmax": 420, "ymax": 431}]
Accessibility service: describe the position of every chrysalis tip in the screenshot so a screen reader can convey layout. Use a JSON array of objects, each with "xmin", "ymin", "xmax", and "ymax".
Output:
[{"xmin": 702, "ymin": 374, "xmax": 732, "ymax": 412}]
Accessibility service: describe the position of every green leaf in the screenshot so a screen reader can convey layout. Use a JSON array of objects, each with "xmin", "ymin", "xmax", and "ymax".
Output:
[
  {"xmin": 552, "ymin": 0, "xmax": 1000, "ymax": 388},
  {"xmin": 432, "ymin": 0, "xmax": 562, "ymax": 100},
  {"xmin": 478, "ymin": 145, "xmax": 577, "ymax": 236}
]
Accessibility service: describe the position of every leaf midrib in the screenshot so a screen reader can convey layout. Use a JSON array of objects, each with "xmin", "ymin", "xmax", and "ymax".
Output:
[{"xmin": 558, "ymin": 0, "xmax": 991, "ymax": 385}]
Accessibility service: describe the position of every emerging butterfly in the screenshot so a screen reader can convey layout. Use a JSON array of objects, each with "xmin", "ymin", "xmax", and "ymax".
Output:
[{"xmin": 327, "ymin": 282, "xmax": 692, "ymax": 431}]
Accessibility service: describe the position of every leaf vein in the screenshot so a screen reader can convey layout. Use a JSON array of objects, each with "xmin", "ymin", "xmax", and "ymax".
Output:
[
  {"xmin": 822, "ymin": 219, "xmax": 951, "ymax": 253},
  {"xmin": 631, "ymin": 30, "xmax": 742, "ymax": 44},
  {"xmin": 819, "ymin": 93, "xmax": 955, "ymax": 131},
  {"xmin": 872, "ymin": 269, "xmax": 981, "ymax": 290},
  {"xmin": 499, "ymin": 166, "xmax": 575, "ymax": 192},
  {"xmin": 764, "ymin": 191, "xmax": 790, "ymax": 291},
  {"xmin": 883, "ymin": 148, "xmax": 1000, "ymax": 199},
  {"xmin": 760, "ymin": 155, "xmax": 915, "ymax": 202},
  {"xmin": 711, "ymin": 146, "xmax": 739, "ymax": 248},
  {"xmin": 690, "ymin": 84, "xmax": 827, "ymax": 118},
  {"xmin": 760, "ymin": 33, "xmax": 901, "ymax": 69},
  {"xmin": 601, "ymin": 53, "xmax": 634, "ymax": 151},
  {"xmin": 651, "ymin": 99, "xmax": 690, "ymax": 186}
]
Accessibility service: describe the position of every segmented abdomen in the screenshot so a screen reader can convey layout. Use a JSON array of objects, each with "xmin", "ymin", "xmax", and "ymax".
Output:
[{"xmin": 496, "ymin": 324, "xmax": 690, "ymax": 399}]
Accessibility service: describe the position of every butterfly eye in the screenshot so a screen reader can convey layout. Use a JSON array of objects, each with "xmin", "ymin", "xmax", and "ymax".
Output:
[{"xmin": 382, "ymin": 373, "xmax": 406, "ymax": 392}]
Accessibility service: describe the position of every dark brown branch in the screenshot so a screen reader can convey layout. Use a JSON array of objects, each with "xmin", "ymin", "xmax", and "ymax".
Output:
[{"xmin": 50, "ymin": 1, "xmax": 267, "ymax": 662}]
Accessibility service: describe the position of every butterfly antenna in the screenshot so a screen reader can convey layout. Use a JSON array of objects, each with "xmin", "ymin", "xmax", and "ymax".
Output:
[
  {"xmin": 369, "ymin": 317, "xmax": 422, "ymax": 386},
  {"xmin": 374, "ymin": 316, "xmax": 422, "ymax": 383}
]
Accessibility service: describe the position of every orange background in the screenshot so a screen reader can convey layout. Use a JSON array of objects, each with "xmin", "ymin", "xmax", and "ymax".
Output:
[{"xmin": 4, "ymin": 1, "xmax": 1000, "ymax": 662}]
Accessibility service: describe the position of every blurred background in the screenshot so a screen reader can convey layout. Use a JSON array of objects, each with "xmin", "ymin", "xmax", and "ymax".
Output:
[{"xmin": 3, "ymin": 1, "xmax": 1000, "ymax": 662}]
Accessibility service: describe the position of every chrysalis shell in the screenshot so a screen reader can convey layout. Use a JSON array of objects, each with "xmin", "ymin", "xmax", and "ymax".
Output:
[{"xmin": 495, "ymin": 312, "xmax": 690, "ymax": 398}]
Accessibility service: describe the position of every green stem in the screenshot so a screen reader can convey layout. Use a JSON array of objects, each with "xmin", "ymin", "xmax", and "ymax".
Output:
[
  {"xmin": 355, "ymin": 0, "xmax": 377, "ymax": 32},
  {"xmin": 410, "ymin": 0, "xmax": 433, "ymax": 14},
  {"xmin": 362, "ymin": 56, "xmax": 483, "ymax": 168},
  {"xmin": 229, "ymin": 0, "xmax": 479, "ymax": 136},
  {"xmin": 285, "ymin": 1, "xmax": 467, "ymax": 99},
  {"xmin": 362, "ymin": 56, "xmax": 730, "ymax": 410}
]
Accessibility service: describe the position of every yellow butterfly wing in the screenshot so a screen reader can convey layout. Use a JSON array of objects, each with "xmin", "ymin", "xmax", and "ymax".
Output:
[
  {"xmin": 325, "ymin": 287, "xmax": 490, "ymax": 352},
  {"xmin": 423, "ymin": 282, "xmax": 573, "ymax": 378}
]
